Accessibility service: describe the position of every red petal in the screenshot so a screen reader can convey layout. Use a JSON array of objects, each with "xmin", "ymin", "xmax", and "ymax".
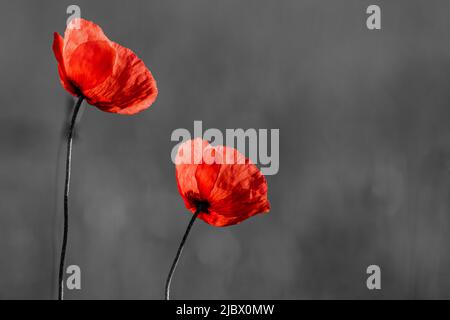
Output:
[
  {"xmin": 83, "ymin": 44, "xmax": 158, "ymax": 115},
  {"xmin": 62, "ymin": 19, "xmax": 112, "ymax": 58},
  {"xmin": 67, "ymin": 40, "xmax": 116, "ymax": 91},
  {"xmin": 175, "ymin": 140, "xmax": 270, "ymax": 227},
  {"xmin": 206, "ymin": 145, "xmax": 270, "ymax": 226},
  {"xmin": 175, "ymin": 139, "xmax": 209, "ymax": 210},
  {"xmin": 195, "ymin": 144, "xmax": 221, "ymax": 198},
  {"xmin": 62, "ymin": 19, "xmax": 116, "ymax": 91},
  {"xmin": 53, "ymin": 18, "xmax": 158, "ymax": 114},
  {"xmin": 52, "ymin": 32, "xmax": 78, "ymax": 96}
]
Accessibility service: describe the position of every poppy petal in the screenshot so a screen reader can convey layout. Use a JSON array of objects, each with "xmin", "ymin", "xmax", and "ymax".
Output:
[
  {"xmin": 62, "ymin": 19, "xmax": 116, "ymax": 91},
  {"xmin": 175, "ymin": 139, "xmax": 270, "ymax": 227},
  {"xmin": 52, "ymin": 32, "xmax": 78, "ymax": 96},
  {"xmin": 62, "ymin": 18, "xmax": 112, "ymax": 59},
  {"xmin": 53, "ymin": 18, "xmax": 158, "ymax": 115},
  {"xmin": 207, "ymin": 146, "xmax": 270, "ymax": 226},
  {"xmin": 195, "ymin": 145, "xmax": 221, "ymax": 198},
  {"xmin": 67, "ymin": 39, "xmax": 116, "ymax": 91},
  {"xmin": 175, "ymin": 139, "xmax": 209, "ymax": 210},
  {"xmin": 82, "ymin": 44, "xmax": 158, "ymax": 115}
]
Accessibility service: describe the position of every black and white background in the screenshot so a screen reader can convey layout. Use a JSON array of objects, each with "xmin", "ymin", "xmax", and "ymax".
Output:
[{"xmin": 1, "ymin": 0, "xmax": 450, "ymax": 299}]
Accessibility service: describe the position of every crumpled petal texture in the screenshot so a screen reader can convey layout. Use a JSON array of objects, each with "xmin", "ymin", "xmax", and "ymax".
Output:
[
  {"xmin": 52, "ymin": 18, "xmax": 157, "ymax": 115},
  {"xmin": 175, "ymin": 138, "xmax": 270, "ymax": 227}
]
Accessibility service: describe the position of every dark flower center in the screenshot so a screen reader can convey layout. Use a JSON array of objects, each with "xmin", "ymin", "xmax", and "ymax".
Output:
[
  {"xmin": 185, "ymin": 191, "xmax": 210, "ymax": 213},
  {"xmin": 194, "ymin": 200, "xmax": 210, "ymax": 213}
]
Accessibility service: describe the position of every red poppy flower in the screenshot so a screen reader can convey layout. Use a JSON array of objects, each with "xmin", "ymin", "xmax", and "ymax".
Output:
[
  {"xmin": 52, "ymin": 18, "xmax": 158, "ymax": 115},
  {"xmin": 175, "ymin": 138, "xmax": 270, "ymax": 227}
]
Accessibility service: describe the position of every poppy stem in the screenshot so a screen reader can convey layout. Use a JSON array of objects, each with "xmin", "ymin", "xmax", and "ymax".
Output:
[
  {"xmin": 165, "ymin": 208, "xmax": 201, "ymax": 300},
  {"xmin": 58, "ymin": 95, "xmax": 84, "ymax": 300}
]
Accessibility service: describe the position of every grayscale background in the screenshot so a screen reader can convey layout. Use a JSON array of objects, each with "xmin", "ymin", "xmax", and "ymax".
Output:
[{"xmin": 1, "ymin": 0, "xmax": 450, "ymax": 299}]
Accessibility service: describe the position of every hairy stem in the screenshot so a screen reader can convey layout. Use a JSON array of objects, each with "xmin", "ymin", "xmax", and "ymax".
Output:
[
  {"xmin": 165, "ymin": 208, "xmax": 201, "ymax": 300},
  {"xmin": 58, "ymin": 96, "xmax": 84, "ymax": 300}
]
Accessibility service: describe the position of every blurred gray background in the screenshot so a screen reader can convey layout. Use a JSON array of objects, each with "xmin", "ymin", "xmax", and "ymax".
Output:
[{"xmin": 1, "ymin": 0, "xmax": 450, "ymax": 299}]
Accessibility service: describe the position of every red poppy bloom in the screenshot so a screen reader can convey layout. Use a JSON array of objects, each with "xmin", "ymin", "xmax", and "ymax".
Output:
[
  {"xmin": 52, "ymin": 18, "xmax": 158, "ymax": 115},
  {"xmin": 175, "ymin": 138, "xmax": 270, "ymax": 227}
]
